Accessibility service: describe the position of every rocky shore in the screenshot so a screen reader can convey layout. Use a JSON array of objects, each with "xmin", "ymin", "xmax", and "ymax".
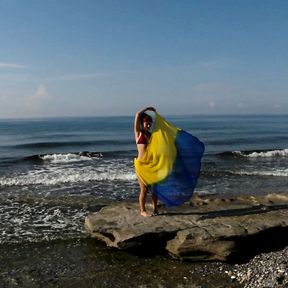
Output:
[
  {"xmin": 84, "ymin": 193, "xmax": 288, "ymax": 287},
  {"xmin": 0, "ymin": 193, "xmax": 287, "ymax": 287},
  {"xmin": 85, "ymin": 193, "xmax": 288, "ymax": 262}
]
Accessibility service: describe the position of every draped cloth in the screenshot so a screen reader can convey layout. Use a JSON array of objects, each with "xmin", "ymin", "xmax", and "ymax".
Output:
[{"xmin": 134, "ymin": 113, "xmax": 205, "ymax": 207}]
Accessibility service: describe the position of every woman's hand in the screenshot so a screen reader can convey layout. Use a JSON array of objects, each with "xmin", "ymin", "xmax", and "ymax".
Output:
[
  {"xmin": 145, "ymin": 106, "xmax": 156, "ymax": 112},
  {"xmin": 136, "ymin": 106, "xmax": 156, "ymax": 115}
]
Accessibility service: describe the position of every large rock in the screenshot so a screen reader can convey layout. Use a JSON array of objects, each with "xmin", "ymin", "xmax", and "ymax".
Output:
[{"xmin": 84, "ymin": 193, "xmax": 288, "ymax": 262}]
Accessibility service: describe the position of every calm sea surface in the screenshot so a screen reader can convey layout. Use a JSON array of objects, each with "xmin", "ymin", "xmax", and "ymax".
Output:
[{"xmin": 0, "ymin": 115, "xmax": 287, "ymax": 244}]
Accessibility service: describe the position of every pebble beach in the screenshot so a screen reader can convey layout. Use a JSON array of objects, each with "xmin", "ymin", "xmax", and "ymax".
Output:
[{"xmin": 226, "ymin": 246, "xmax": 288, "ymax": 288}]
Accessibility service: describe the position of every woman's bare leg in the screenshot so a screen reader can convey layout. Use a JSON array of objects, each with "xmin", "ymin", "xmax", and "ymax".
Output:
[
  {"xmin": 137, "ymin": 177, "xmax": 151, "ymax": 217},
  {"xmin": 152, "ymin": 193, "xmax": 158, "ymax": 215}
]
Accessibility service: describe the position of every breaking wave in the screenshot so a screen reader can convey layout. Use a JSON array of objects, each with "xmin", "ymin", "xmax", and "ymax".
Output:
[
  {"xmin": 234, "ymin": 169, "xmax": 288, "ymax": 177},
  {"xmin": 23, "ymin": 151, "xmax": 133, "ymax": 164},
  {"xmin": 220, "ymin": 149, "xmax": 288, "ymax": 158},
  {"xmin": 38, "ymin": 152, "xmax": 103, "ymax": 164},
  {"xmin": 0, "ymin": 166, "xmax": 136, "ymax": 187}
]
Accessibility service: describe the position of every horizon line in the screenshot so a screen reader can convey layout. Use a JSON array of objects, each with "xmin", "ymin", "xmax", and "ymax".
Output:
[{"xmin": 0, "ymin": 112, "xmax": 287, "ymax": 121}]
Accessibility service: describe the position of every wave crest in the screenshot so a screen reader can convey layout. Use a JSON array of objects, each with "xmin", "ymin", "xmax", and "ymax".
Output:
[
  {"xmin": 220, "ymin": 149, "xmax": 288, "ymax": 158},
  {"xmin": 25, "ymin": 152, "xmax": 103, "ymax": 164},
  {"xmin": 0, "ymin": 168, "xmax": 136, "ymax": 187},
  {"xmin": 40, "ymin": 152, "xmax": 103, "ymax": 163},
  {"xmin": 235, "ymin": 169, "xmax": 288, "ymax": 177}
]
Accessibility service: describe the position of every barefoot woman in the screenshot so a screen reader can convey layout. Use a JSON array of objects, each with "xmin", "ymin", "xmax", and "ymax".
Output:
[{"xmin": 134, "ymin": 107, "xmax": 158, "ymax": 217}]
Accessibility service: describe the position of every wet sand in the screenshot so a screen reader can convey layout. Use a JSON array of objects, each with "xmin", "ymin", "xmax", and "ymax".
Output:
[{"xmin": 0, "ymin": 238, "xmax": 243, "ymax": 288}]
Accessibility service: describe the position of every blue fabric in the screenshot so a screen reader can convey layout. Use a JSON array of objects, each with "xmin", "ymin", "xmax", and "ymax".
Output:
[{"xmin": 152, "ymin": 130, "xmax": 205, "ymax": 206}]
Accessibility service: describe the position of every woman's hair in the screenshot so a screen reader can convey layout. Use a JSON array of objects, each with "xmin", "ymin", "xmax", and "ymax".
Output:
[{"xmin": 140, "ymin": 113, "xmax": 152, "ymax": 124}]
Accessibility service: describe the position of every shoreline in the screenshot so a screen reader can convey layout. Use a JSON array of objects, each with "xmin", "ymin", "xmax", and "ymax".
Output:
[
  {"xmin": 0, "ymin": 237, "xmax": 287, "ymax": 287},
  {"xmin": 1, "ymin": 193, "xmax": 287, "ymax": 287},
  {"xmin": 0, "ymin": 238, "xmax": 241, "ymax": 288}
]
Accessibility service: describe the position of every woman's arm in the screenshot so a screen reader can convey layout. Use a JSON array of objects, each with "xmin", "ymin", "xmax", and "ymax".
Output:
[{"xmin": 134, "ymin": 107, "xmax": 156, "ymax": 141}]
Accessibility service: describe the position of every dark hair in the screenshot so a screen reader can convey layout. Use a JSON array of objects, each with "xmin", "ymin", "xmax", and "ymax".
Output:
[{"xmin": 140, "ymin": 113, "xmax": 152, "ymax": 124}]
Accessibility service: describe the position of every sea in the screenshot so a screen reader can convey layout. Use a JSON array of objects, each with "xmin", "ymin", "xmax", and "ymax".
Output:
[{"xmin": 0, "ymin": 114, "xmax": 287, "ymax": 245}]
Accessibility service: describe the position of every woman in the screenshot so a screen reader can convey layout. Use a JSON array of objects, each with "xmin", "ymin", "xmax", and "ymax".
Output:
[{"xmin": 134, "ymin": 106, "xmax": 158, "ymax": 217}]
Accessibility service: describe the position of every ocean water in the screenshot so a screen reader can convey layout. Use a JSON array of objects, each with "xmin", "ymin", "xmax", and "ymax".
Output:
[{"xmin": 0, "ymin": 115, "xmax": 287, "ymax": 244}]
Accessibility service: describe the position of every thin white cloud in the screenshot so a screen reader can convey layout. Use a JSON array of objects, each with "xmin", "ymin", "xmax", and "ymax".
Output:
[
  {"xmin": 34, "ymin": 84, "xmax": 47, "ymax": 100},
  {"xmin": 0, "ymin": 62, "xmax": 28, "ymax": 69},
  {"xmin": 25, "ymin": 85, "xmax": 48, "ymax": 112},
  {"xmin": 0, "ymin": 74, "xmax": 30, "ymax": 82},
  {"xmin": 0, "ymin": 85, "xmax": 49, "ymax": 118}
]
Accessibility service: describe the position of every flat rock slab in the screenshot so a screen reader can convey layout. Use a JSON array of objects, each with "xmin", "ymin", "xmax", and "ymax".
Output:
[{"xmin": 84, "ymin": 193, "xmax": 288, "ymax": 262}]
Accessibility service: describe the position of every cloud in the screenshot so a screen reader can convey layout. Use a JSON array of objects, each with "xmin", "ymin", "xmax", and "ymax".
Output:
[
  {"xmin": 0, "ymin": 85, "xmax": 49, "ymax": 118},
  {"xmin": 0, "ymin": 62, "xmax": 30, "ymax": 82},
  {"xmin": 0, "ymin": 62, "xmax": 28, "ymax": 69},
  {"xmin": 34, "ymin": 84, "xmax": 47, "ymax": 100},
  {"xmin": 25, "ymin": 85, "xmax": 48, "ymax": 113}
]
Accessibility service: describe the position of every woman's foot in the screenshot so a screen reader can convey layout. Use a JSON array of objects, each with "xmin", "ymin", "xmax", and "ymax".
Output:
[
  {"xmin": 152, "ymin": 210, "xmax": 159, "ymax": 216},
  {"xmin": 140, "ymin": 211, "xmax": 151, "ymax": 217}
]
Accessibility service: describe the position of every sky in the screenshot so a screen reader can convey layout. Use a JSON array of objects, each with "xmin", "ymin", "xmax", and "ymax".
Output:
[{"xmin": 0, "ymin": 0, "xmax": 288, "ymax": 118}]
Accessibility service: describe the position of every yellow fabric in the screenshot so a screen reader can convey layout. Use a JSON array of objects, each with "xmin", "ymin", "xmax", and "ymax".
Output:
[{"xmin": 134, "ymin": 113, "xmax": 180, "ymax": 185}]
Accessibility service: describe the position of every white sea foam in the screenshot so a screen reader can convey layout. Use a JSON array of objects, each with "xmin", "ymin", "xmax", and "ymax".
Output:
[
  {"xmin": 235, "ymin": 169, "xmax": 288, "ymax": 177},
  {"xmin": 235, "ymin": 149, "xmax": 288, "ymax": 158},
  {"xmin": 40, "ymin": 153, "xmax": 93, "ymax": 163},
  {"xmin": 0, "ymin": 166, "xmax": 136, "ymax": 187},
  {"xmin": 0, "ymin": 200, "xmax": 87, "ymax": 244},
  {"xmin": 195, "ymin": 190, "xmax": 216, "ymax": 195}
]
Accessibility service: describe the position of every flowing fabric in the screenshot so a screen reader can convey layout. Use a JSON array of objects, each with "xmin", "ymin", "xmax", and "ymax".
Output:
[{"xmin": 134, "ymin": 113, "xmax": 205, "ymax": 206}]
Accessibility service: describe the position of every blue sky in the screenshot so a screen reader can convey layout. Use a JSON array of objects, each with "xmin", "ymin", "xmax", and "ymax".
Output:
[{"xmin": 0, "ymin": 0, "xmax": 287, "ymax": 118}]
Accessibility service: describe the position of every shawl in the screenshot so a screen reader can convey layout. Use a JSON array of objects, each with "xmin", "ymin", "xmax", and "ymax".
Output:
[{"xmin": 134, "ymin": 113, "xmax": 205, "ymax": 206}]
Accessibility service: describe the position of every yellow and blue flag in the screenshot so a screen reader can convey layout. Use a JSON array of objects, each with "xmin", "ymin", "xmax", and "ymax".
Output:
[{"xmin": 134, "ymin": 113, "xmax": 205, "ymax": 206}]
